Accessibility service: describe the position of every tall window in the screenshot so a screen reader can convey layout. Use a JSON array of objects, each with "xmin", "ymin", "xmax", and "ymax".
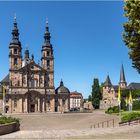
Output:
[
  {"xmin": 40, "ymin": 77, "xmax": 43, "ymax": 84},
  {"xmin": 23, "ymin": 77, "xmax": 26, "ymax": 84},
  {"xmin": 31, "ymin": 74, "xmax": 34, "ymax": 88},
  {"xmin": 17, "ymin": 80, "xmax": 20, "ymax": 86},
  {"xmin": 47, "ymin": 51, "xmax": 50, "ymax": 56},
  {"xmin": 14, "ymin": 58, "xmax": 17, "ymax": 65},
  {"xmin": 47, "ymin": 60, "xmax": 50, "ymax": 67},
  {"xmin": 62, "ymin": 99, "xmax": 65, "ymax": 106},
  {"xmin": 14, "ymin": 49, "xmax": 17, "ymax": 54},
  {"xmin": 35, "ymin": 79, "xmax": 38, "ymax": 87}
]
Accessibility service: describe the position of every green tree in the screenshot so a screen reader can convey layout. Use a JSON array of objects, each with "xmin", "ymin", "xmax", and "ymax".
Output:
[
  {"xmin": 88, "ymin": 95, "xmax": 92, "ymax": 102},
  {"xmin": 123, "ymin": 0, "xmax": 140, "ymax": 73},
  {"xmin": 91, "ymin": 78, "xmax": 102, "ymax": 109}
]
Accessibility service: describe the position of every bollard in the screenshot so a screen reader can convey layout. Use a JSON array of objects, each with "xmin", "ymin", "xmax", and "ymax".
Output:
[
  {"xmin": 113, "ymin": 119, "xmax": 114, "ymax": 127},
  {"xmin": 107, "ymin": 121, "xmax": 109, "ymax": 127},
  {"xmin": 102, "ymin": 122, "xmax": 104, "ymax": 128},
  {"xmin": 98, "ymin": 123, "xmax": 99, "ymax": 128}
]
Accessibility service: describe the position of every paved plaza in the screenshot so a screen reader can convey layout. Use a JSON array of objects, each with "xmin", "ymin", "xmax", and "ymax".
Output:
[{"xmin": 0, "ymin": 110, "xmax": 140, "ymax": 139}]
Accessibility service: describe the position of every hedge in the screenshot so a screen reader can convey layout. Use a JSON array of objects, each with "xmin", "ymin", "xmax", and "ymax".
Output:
[
  {"xmin": 0, "ymin": 116, "xmax": 19, "ymax": 125},
  {"xmin": 121, "ymin": 112, "xmax": 140, "ymax": 122}
]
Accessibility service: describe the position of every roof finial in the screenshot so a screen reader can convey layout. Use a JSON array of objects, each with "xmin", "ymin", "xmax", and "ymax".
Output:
[
  {"xmin": 14, "ymin": 13, "xmax": 16, "ymax": 22},
  {"xmin": 25, "ymin": 44, "xmax": 28, "ymax": 50},
  {"xmin": 31, "ymin": 54, "xmax": 34, "ymax": 61},
  {"xmin": 60, "ymin": 79, "xmax": 64, "ymax": 86},
  {"xmin": 46, "ymin": 17, "xmax": 48, "ymax": 24}
]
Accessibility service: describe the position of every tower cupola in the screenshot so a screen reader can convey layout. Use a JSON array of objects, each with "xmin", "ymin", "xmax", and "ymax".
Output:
[
  {"xmin": 43, "ymin": 18, "xmax": 51, "ymax": 48},
  {"xmin": 10, "ymin": 15, "xmax": 21, "ymax": 45}
]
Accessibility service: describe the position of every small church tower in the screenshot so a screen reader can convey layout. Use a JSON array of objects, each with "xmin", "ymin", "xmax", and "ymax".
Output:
[
  {"xmin": 103, "ymin": 75, "xmax": 112, "ymax": 93},
  {"xmin": 41, "ymin": 19, "xmax": 54, "ymax": 88},
  {"xmin": 119, "ymin": 64, "xmax": 127, "ymax": 89},
  {"xmin": 104, "ymin": 75, "xmax": 112, "ymax": 88}
]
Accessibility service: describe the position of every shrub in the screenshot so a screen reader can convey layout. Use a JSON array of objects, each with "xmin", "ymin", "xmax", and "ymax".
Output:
[
  {"xmin": 133, "ymin": 100, "xmax": 140, "ymax": 110},
  {"xmin": 105, "ymin": 106, "xmax": 119, "ymax": 114},
  {"xmin": 121, "ymin": 112, "xmax": 140, "ymax": 122},
  {"xmin": 0, "ymin": 116, "xmax": 19, "ymax": 124}
]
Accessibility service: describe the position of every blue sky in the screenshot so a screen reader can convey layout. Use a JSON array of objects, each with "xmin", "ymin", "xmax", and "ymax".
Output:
[{"xmin": 0, "ymin": 1, "xmax": 139, "ymax": 98}]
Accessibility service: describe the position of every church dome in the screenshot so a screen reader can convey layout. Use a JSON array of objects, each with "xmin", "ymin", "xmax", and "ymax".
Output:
[{"xmin": 55, "ymin": 80, "xmax": 70, "ymax": 94}]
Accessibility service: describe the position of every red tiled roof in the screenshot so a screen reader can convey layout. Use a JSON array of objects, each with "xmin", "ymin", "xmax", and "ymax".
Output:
[{"xmin": 70, "ymin": 91, "xmax": 83, "ymax": 98}]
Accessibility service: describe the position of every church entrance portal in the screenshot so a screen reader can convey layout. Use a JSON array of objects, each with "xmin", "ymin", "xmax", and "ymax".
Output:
[
  {"xmin": 26, "ymin": 91, "xmax": 41, "ymax": 113},
  {"xmin": 30, "ymin": 104, "xmax": 35, "ymax": 112},
  {"xmin": 55, "ymin": 106, "xmax": 58, "ymax": 112}
]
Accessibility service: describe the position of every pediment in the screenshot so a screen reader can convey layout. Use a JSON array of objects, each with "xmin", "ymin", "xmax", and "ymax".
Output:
[{"xmin": 19, "ymin": 61, "xmax": 46, "ymax": 73}]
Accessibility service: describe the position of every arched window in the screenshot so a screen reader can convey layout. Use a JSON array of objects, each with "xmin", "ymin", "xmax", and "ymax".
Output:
[
  {"xmin": 23, "ymin": 77, "xmax": 26, "ymax": 84},
  {"xmin": 40, "ymin": 77, "xmax": 43, "ymax": 84},
  {"xmin": 47, "ymin": 60, "xmax": 50, "ymax": 67},
  {"xmin": 17, "ymin": 80, "xmax": 20, "ymax": 86},
  {"xmin": 14, "ymin": 58, "xmax": 17, "ymax": 65},
  {"xmin": 14, "ymin": 49, "xmax": 17, "ymax": 54},
  {"xmin": 62, "ymin": 99, "xmax": 65, "ymax": 106},
  {"xmin": 47, "ymin": 51, "xmax": 50, "ymax": 56}
]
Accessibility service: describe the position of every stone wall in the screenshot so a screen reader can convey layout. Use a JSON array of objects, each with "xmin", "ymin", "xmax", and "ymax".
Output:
[{"xmin": 0, "ymin": 122, "xmax": 20, "ymax": 135}]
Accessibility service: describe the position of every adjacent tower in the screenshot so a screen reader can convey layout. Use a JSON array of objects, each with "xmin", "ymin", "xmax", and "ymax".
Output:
[
  {"xmin": 24, "ymin": 48, "xmax": 30, "ymax": 66},
  {"xmin": 9, "ymin": 16, "xmax": 22, "ymax": 70},
  {"xmin": 9, "ymin": 16, "xmax": 22, "ymax": 87},
  {"xmin": 119, "ymin": 64, "xmax": 127, "ymax": 89},
  {"xmin": 41, "ymin": 19, "xmax": 54, "ymax": 88}
]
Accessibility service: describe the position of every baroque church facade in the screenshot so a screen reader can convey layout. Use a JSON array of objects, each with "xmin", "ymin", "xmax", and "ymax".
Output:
[
  {"xmin": 100, "ymin": 64, "xmax": 127, "ymax": 109},
  {"xmin": 0, "ymin": 17, "xmax": 70, "ymax": 113}
]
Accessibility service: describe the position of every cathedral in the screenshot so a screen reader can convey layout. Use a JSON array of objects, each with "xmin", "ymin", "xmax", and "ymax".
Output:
[{"xmin": 0, "ymin": 17, "xmax": 70, "ymax": 113}]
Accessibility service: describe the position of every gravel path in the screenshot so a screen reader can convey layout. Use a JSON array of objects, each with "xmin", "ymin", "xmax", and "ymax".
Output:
[{"xmin": 1, "ymin": 110, "xmax": 139, "ymax": 139}]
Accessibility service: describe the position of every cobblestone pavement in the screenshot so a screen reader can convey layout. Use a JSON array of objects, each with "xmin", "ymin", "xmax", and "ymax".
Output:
[{"xmin": 1, "ymin": 110, "xmax": 139, "ymax": 139}]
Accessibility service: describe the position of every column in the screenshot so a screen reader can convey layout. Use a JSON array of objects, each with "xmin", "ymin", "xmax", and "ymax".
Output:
[
  {"xmin": 20, "ymin": 98, "xmax": 23, "ymax": 113},
  {"xmin": 24, "ymin": 97, "xmax": 27, "ymax": 113},
  {"xmin": 38, "ymin": 98, "xmax": 40, "ymax": 112},
  {"xmin": 42, "ymin": 98, "xmax": 45, "ymax": 112}
]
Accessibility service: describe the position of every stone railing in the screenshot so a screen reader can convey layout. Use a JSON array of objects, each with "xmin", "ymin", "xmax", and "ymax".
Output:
[{"xmin": 0, "ymin": 122, "xmax": 20, "ymax": 135}]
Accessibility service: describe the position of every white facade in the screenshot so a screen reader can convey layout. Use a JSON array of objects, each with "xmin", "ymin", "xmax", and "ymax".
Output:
[{"xmin": 70, "ymin": 91, "xmax": 83, "ymax": 110}]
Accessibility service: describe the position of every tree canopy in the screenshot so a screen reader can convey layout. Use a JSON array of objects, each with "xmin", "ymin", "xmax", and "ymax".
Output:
[{"xmin": 123, "ymin": 0, "xmax": 140, "ymax": 73}]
